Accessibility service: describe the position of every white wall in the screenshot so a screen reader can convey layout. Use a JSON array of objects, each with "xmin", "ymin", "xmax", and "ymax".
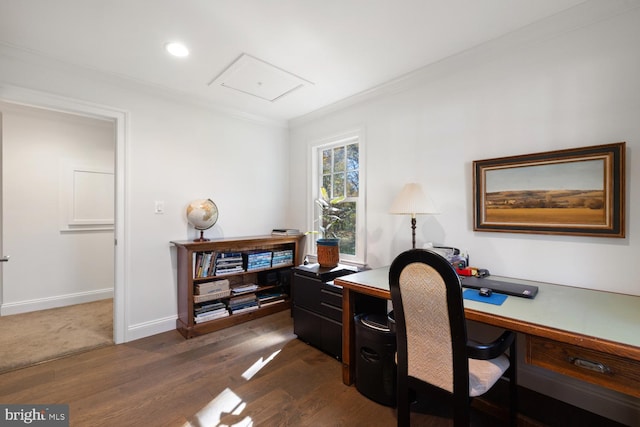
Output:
[
  {"xmin": 289, "ymin": 7, "xmax": 640, "ymax": 426},
  {"xmin": 0, "ymin": 44, "xmax": 290, "ymax": 340},
  {"xmin": 1, "ymin": 102, "xmax": 115, "ymax": 314},
  {"xmin": 290, "ymin": 7, "xmax": 640, "ymax": 296}
]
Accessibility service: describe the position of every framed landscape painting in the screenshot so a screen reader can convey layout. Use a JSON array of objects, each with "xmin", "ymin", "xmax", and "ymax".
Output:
[{"xmin": 473, "ymin": 142, "xmax": 625, "ymax": 237}]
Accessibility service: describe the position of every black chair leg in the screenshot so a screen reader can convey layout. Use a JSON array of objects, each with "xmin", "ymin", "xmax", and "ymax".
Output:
[
  {"xmin": 509, "ymin": 339, "xmax": 518, "ymax": 426},
  {"xmin": 397, "ymin": 384, "xmax": 410, "ymax": 427},
  {"xmin": 453, "ymin": 393, "xmax": 470, "ymax": 427}
]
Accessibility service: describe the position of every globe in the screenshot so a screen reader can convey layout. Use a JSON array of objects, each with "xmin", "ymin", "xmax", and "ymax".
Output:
[{"xmin": 186, "ymin": 199, "xmax": 219, "ymax": 241}]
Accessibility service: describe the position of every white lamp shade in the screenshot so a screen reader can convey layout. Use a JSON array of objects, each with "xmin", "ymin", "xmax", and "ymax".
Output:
[{"xmin": 389, "ymin": 183, "xmax": 438, "ymax": 216}]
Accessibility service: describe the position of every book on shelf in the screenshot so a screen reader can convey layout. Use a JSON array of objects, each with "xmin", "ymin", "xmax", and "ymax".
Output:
[
  {"xmin": 216, "ymin": 252, "xmax": 243, "ymax": 261},
  {"xmin": 229, "ymin": 295, "xmax": 258, "ymax": 308},
  {"xmin": 194, "ymin": 301, "xmax": 226, "ymax": 315},
  {"xmin": 244, "ymin": 250, "xmax": 273, "ymax": 271},
  {"xmin": 214, "ymin": 266, "xmax": 245, "ymax": 276},
  {"xmin": 196, "ymin": 300, "xmax": 226, "ymax": 308},
  {"xmin": 257, "ymin": 291, "xmax": 287, "ymax": 306},
  {"xmin": 195, "ymin": 306, "xmax": 227, "ymax": 317},
  {"xmin": 271, "ymin": 228, "xmax": 301, "ymax": 236},
  {"xmin": 229, "ymin": 301, "xmax": 259, "ymax": 312},
  {"xmin": 272, "ymin": 249, "xmax": 294, "ymax": 267},
  {"xmin": 258, "ymin": 291, "xmax": 287, "ymax": 301},
  {"xmin": 215, "ymin": 258, "xmax": 243, "ymax": 265},
  {"xmin": 193, "ymin": 251, "xmax": 217, "ymax": 278},
  {"xmin": 228, "ymin": 293, "xmax": 259, "ymax": 313},
  {"xmin": 231, "ymin": 283, "xmax": 259, "ymax": 294},
  {"xmin": 195, "ymin": 309, "xmax": 230, "ymax": 323},
  {"xmin": 260, "ymin": 298, "xmax": 286, "ymax": 308},
  {"xmin": 193, "ymin": 253, "xmax": 202, "ymax": 277},
  {"xmin": 229, "ymin": 293, "xmax": 258, "ymax": 305},
  {"xmin": 195, "ymin": 308, "xmax": 226, "ymax": 318},
  {"xmin": 201, "ymin": 252, "xmax": 212, "ymax": 277},
  {"xmin": 195, "ymin": 300, "xmax": 226, "ymax": 310},
  {"xmin": 229, "ymin": 303, "xmax": 260, "ymax": 315},
  {"xmin": 214, "ymin": 252, "xmax": 244, "ymax": 275}
]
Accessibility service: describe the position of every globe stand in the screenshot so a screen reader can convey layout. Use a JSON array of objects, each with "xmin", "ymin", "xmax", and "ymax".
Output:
[{"xmin": 193, "ymin": 229, "xmax": 209, "ymax": 242}]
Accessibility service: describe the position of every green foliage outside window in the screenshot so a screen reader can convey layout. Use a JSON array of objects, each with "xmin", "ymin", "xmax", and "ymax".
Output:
[{"xmin": 318, "ymin": 141, "xmax": 359, "ymax": 257}]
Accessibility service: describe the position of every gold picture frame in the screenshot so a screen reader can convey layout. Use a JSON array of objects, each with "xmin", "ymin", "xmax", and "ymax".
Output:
[{"xmin": 473, "ymin": 142, "xmax": 625, "ymax": 237}]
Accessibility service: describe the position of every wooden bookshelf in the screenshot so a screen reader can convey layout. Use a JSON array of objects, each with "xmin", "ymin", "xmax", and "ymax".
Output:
[{"xmin": 171, "ymin": 234, "xmax": 305, "ymax": 339}]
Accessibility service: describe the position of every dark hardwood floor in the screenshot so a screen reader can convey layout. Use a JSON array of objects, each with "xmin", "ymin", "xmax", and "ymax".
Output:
[{"xmin": 0, "ymin": 311, "xmax": 626, "ymax": 426}]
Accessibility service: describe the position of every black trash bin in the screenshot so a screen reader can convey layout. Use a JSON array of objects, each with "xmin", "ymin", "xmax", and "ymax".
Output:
[{"xmin": 354, "ymin": 312, "xmax": 397, "ymax": 406}]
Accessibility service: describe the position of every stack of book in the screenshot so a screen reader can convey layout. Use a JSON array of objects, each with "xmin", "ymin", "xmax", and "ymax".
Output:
[
  {"xmin": 194, "ymin": 301, "xmax": 229, "ymax": 323},
  {"xmin": 193, "ymin": 279, "xmax": 230, "ymax": 303},
  {"xmin": 271, "ymin": 228, "xmax": 301, "ymax": 236},
  {"xmin": 258, "ymin": 291, "xmax": 288, "ymax": 308},
  {"xmin": 227, "ymin": 293, "xmax": 259, "ymax": 314},
  {"xmin": 272, "ymin": 249, "xmax": 294, "ymax": 267},
  {"xmin": 231, "ymin": 283, "xmax": 259, "ymax": 294},
  {"xmin": 244, "ymin": 251, "xmax": 272, "ymax": 271},
  {"xmin": 214, "ymin": 252, "xmax": 244, "ymax": 275},
  {"xmin": 193, "ymin": 251, "xmax": 217, "ymax": 278}
]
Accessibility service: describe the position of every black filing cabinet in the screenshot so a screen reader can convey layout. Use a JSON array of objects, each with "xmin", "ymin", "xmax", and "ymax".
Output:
[{"xmin": 292, "ymin": 263, "xmax": 386, "ymax": 360}]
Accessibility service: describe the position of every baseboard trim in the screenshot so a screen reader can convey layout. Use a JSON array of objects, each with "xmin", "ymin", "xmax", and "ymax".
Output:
[
  {"xmin": 126, "ymin": 315, "xmax": 177, "ymax": 342},
  {"xmin": 0, "ymin": 289, "xmax": 113, "ymax": 315}
]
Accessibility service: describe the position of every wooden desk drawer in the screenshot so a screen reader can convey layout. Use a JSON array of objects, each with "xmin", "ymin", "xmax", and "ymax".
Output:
[{"xmin": 526, "ymin": 336, "xmax": 640, "ymax": 398}]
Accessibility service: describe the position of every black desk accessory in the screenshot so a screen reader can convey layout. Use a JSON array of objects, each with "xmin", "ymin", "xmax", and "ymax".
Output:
[
  {"xmin": 461, "ymin": 276, "xmax": 539, "ymax": 299},
  {"xmin": 294, "ymin": 263, "xmax": 359, "ymax": 283},
  {"xmin": 479, "ymin": 287, "xmax": 492, "ymax": 297}
]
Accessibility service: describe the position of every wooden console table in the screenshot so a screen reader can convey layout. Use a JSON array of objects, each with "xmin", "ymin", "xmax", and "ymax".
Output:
[{"xmin": 335, "ymin": 267, "xmax": 640, "ymax": 398}]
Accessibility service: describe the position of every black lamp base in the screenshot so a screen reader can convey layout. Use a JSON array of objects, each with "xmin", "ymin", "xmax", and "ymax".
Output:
[{"xmin": 411, "ymin": 217, "xmax": 417, "ymax": 249}]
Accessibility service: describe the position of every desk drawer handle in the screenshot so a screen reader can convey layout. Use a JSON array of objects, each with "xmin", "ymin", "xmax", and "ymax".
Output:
[{"xmin": 570, "ymin": 357, "xmax": 611, "ymax": 374}]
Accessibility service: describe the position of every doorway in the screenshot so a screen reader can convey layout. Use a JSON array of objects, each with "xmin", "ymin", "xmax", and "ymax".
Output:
[
  {"xmin": 1, "ymin": 101, "xmax": 114, "ymax": 311},
  {"xmin": 0, "ymin": 85, "xmax": 126, "ymax": 344}
]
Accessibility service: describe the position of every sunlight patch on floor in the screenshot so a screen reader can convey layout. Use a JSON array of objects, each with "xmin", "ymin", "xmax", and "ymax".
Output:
[
  {"xmin": 242, "ymin": 349, "xmax": 281, "ymax": 380},
  {"xmin": 185, "ymin": 347, "xmax": 284, "ymax": 426},
  {"xmin": 183, "ymin": 387, "xmax": 252, "ymax": 427}
]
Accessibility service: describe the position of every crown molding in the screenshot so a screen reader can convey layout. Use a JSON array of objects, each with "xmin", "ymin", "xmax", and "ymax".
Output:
[{"xmin": 0, "ymin": 42, "xmax": 288, "ymax": 129}]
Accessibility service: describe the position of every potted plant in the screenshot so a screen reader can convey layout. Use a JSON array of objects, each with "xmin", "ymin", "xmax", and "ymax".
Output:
[{"xmin": 314, "ymin": 187, "xmax": 345, "ymax": 267}]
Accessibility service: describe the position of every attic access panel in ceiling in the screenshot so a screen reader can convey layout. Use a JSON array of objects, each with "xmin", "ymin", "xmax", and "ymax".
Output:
[{"xmin": 209, "ymin": 54, "xmax": 313, "ymax": 102}]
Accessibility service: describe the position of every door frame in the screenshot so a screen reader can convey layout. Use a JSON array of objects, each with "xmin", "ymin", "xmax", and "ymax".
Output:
[{"xmin": 0, "ymin": 84, "xmax": 127, "ymax": 344}]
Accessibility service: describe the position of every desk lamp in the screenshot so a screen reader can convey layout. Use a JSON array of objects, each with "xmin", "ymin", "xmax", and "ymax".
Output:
[{"xmin": 390, "ymin": 183, "xmax": 438, "ymax": 249}]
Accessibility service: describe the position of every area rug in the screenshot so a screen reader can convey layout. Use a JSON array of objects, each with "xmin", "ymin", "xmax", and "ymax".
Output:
[{"xmin": 0, "ymin": 299, "xmax": 113, "ymax": 374}]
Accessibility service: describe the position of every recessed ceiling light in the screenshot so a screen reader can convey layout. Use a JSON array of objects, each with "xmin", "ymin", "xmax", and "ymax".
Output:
[{"xmin": 165, "ymin": 42, "xmax": 189, "ymax": 58}]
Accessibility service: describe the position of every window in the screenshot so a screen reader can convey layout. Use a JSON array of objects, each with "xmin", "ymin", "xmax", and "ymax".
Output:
[{"xmin": 311, "ymin": 130, "xmax": 365, "ymax": 263}]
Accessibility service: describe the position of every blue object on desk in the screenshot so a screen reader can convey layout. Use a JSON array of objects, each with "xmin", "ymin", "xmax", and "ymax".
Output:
[{"xmin": 463, "ymin": 289, "xmax": 508, "ymax": 306}]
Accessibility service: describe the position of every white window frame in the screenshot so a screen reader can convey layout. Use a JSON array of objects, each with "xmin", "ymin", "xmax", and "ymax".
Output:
[{"xmin": 308, "ymin": 128, "xmax": 366, "ymax": 265}]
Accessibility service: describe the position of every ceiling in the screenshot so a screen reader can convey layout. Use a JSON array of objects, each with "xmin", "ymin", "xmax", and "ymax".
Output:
[{"xmin": 0, "ymin": 0, "xmax": 592, "ymax": 124}]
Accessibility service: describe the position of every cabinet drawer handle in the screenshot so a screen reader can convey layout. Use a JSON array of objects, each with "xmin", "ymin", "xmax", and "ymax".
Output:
[
  {"xmin": 320, "ymin": 302, "xmax": 341, "ymax": 312},
  {"xmin": 320, "ymin": 289, "xmax": 340, "ymax": 297},
  {"xmin": 569, "ymin": 357, "xmax": 611, "ymax": 374}
]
